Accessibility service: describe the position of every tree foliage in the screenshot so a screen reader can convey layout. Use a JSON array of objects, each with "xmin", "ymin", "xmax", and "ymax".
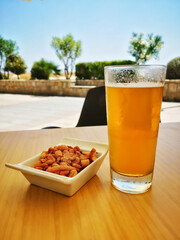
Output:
[
  {"xmin": 128, "ymin": 33, "xmax": 164, "ymax": 64},
  {"xmin": 4, "ymin": 55, "xmax": 26, "ymax": 79},
  {"xmin": 51, "ymin": 34, "xmax": 82, "ymax": 79},
  {"xmin": 0, "ymin": 35, "xmax": 18, "ymax": 78},
  {"xmin": 31, "ymin": 59, "xmax": 61, "ymax": 80},
  {"xmin": 76, "ymin": 60, "xmax": 135, "ymax": 79}
]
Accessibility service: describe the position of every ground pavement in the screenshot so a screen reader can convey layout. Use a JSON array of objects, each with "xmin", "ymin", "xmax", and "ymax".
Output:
[{"xmin": 0, "ymin": 93, "xmax": 180, "ymax": 132}]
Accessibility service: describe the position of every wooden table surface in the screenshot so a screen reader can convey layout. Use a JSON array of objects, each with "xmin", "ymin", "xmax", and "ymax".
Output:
[{"xmin": 0, "ymin": 123, "xmax": 180, "ymax": 240}]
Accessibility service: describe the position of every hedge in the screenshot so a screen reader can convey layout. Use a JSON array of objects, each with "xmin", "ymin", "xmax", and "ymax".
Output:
[
  {"xmin": 75, "ymin": 60, "xmax": 136, "ymax": 79},
  {"xmin": 166, "ymin": 57, "xmax": 180, "ymax": 79}
]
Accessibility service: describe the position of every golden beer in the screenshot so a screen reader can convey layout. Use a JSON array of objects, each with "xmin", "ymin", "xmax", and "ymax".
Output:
[
  {"xmin": 105, "ymin": 65, "xmax": 166, "ymax": 193},
  {"xmin": 106, "ymin": 85, "xmax": 164, "ymax": 177}
]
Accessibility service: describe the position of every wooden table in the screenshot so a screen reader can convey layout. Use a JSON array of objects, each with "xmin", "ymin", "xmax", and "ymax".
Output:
[{"xmin": 0, "ymin": 123, "xmax": 180, "ymax": 240}]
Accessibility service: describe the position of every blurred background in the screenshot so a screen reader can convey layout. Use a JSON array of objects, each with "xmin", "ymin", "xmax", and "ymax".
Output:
[
  {"xmin": 0, "ymin": 0, "xmax": 180, "ymax": 131},
  {"xmin": 1, "ymin": 0, "xmax": 180, "ymax": 71}
]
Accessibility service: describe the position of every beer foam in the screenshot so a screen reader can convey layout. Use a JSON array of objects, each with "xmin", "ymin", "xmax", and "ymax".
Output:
[{"xmin": 106, "ymin": 81, "xmax": 164, "ymax": 88}]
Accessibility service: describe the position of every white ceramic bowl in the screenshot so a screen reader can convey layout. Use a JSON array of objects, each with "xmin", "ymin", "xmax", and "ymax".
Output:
[{"xmin": 5, "ymin": 138, "xmax": 109, "ymax": 196}]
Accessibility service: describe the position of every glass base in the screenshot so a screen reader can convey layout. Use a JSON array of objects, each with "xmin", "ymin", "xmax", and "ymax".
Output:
[{"xmin": 111, "ymin": 169, "xmax": 153, "ymax": 194}]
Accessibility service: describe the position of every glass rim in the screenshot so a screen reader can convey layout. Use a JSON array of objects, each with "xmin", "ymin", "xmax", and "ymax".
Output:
[{"xmin": 104, "ymin": 64, "xmax": 167, "ymax": 69}]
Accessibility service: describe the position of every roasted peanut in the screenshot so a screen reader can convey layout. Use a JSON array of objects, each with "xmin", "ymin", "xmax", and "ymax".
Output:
[
  {"xmin": 46, "ymin": 159, "xmax": 55, "ymax": 165},
  {"xmin": 80, "ymin": 154, "xmax": 89, "ymax": 160},
  {"xmin": 58, "ymin": 145, "xmax": 68, "ymax": 151},
  {"xmin": 58, "ymin": 165, "xmax": 75, "ymax": 171},
  {"xmin": 68, "ymin": 169, "xmax": 78, "ymax": 177},
  {"xmin": 59, "ymin": 170, "xmax": 69, "ymax": 176},
  {"xmin": 46, "ymin": 165, "xmax": 61, "ymax": 174},
  {"xmin": 48, "ymin": 147, "xmax": 55, "ymax": 154},
  {"xmin": 72, "ymin": 163, "xmax": 82, "ymax": 171},
  {"xmin": 73, "ymin": 146, "xmax": 81, "ymax": 152},
  {"xmin": 73, "ymin": 156, "xmax": 80, "ymax": 164},
  {"xmin": 52, "ymin": 163, "xmax": 59, "ymax": 167},
  {"xmin": 33, "ymin": 144, "xmax": 98, "ymax": 177},
  {"xmin": 91, "ymin": 155, "xmax": 97, "ymax": 162},
  {"xmin": 34, "ymin": 160, "xmax": 42, "ymax": 168},
  {"xmin": 40, "ymin": 158, "xmax": 46, "ymax": 163},
  {"xmin": 55, "ymin": 150, "xmax": 62, "ymax": 157},
  {"xmin": 81, "ymin": 159, "xmax": 90, "ymax": 168},
  {"xmin": 61, "ymin": 157, "xmax": 72, "ymax": 165},
  {"xmin": 41, "ymin": 151, "xmax": 47, "ymax": 159}
]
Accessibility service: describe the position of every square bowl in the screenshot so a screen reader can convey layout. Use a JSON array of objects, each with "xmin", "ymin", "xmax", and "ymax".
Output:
[{"xmin": 5, "ymin": 137, "xmax": 109, "ymax": 196}]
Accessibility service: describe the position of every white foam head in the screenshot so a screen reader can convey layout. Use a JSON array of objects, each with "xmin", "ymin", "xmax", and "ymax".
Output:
[{"xmin": 106, "ymin": 81, "xmax": 164, "ymax": 88}]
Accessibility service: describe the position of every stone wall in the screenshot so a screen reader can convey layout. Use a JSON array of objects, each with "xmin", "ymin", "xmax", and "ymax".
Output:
[
  {"xmin": 163, "ymin": 80, "xmax": 180, "ymax": 101},
  {"xmin": 0, "ymin": 80, "xmax": 93, "ymax": 97},
  {"xmin": 0, "ymin": 79, "xmax": 179, "ymax": 101},
  {"xmin": 76, "ymin": 79, "xmax": 105, "ymax": 86}
]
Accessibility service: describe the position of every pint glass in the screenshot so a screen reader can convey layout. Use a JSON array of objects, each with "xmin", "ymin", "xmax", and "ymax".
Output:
[{"xmin": 104, "ymin": 65, "xmax": 167, "ymax": 194}]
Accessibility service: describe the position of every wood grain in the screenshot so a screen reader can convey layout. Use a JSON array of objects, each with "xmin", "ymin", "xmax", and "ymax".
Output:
[{"xmin": 0, "ymin": 123, "xmax": 180, "ymax": 240}]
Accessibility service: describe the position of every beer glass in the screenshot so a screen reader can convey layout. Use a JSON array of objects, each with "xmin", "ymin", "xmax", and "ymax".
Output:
[{"xmin": 104, "ymin": 65, "xmax": 167, "ymax": 194}]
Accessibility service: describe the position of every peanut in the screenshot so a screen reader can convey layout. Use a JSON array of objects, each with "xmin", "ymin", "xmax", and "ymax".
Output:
[
  {"xmin": 41, "ymin": 151, "xmax": 47, "ymax": 159},
  {"xmin": 34, "ymin": 160, "xmax": 42, "ymax": 168},
  {"xmin": 33, "ymin": 144, "xmax": 98, "ymax": 177},
  {"xmin": 46, "ymin": 159, "xmax": 55, "ymax": 165},
  {"xmin": 68, "ymin": 169, "xmax": 78, "ymax": 177},
  {"xmin": 73, "ymin": 156, "xmax": 80, "ymax": 164},
  {"xmin": 55, "ymin": 150, "xmax": 62, "ymax": 157},
  {"xmin": 91, "ymin": 155, "xmax": 97, "ymax": 162},
  {"xmin": 72, "ymin": 163, "xmax": 82, "ymax": 170},
  {"xmin": 81, "ymin": 159, "xmax": 90, "ymax": 168},
  {"xmin": 58, "ymin": 145, "xmax": 68, "ymax": 151},
  {"xmin": 59, "ymin": 170, "xmax": 70, "ymax": 176}
]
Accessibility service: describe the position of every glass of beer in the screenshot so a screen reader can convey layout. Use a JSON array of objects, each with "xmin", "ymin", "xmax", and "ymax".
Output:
[{"xmin": 104, "ymin": 65, "xmax": 167, "ymax": 194}]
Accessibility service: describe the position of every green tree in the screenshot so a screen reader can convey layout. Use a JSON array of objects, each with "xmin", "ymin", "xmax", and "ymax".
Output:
[
  {"xmin": 5, "ymin": 54, "xmax": 26, "ymax": 79},
  {"xmin": 128, "ymin": 33, "xmax": 164, "ymax": 64},
  {"xmin": 0, "ymin": 36, "xmax": 5, "ymax": 77},
  {"xmin": 31, "ymin": 59, "xmax": 61, "ymax": 80},
  {"xmin": 0, "ymin": 36, "xmax": 18, "ymax": 78},
  {"xmin": 51, "ymin": 34, "xmax": 82, "ymax": 79}
]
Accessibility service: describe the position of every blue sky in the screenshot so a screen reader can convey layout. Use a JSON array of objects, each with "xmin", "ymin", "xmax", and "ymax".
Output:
[{"xmin": 1, "ymin": 0, "xmax": 180, "ymax": 72}]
